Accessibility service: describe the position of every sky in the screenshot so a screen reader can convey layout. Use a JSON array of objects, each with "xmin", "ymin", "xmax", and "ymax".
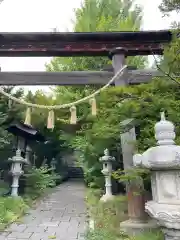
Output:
[{"xmin": 0, "ymin": 0, "xmax": 178, "ymax": 91}]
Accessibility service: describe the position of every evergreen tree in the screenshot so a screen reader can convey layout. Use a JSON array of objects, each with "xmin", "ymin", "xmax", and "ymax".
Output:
[
  {"xmin": 47, "ymin": 0, "xmax": 147, "ymax": 113},
  {"xmin": 47, "ymin": 0, "xmax": 146, "ymax": 73},
  {"xmin": 158, "ymin": 0, "xmax": 180, "ymax": 76},
  {"xmin": 159, "ymin": 0, "xmax": 180, "ymax": 13}
]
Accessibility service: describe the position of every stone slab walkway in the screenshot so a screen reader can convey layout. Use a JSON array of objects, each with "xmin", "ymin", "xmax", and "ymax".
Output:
[{"xmin": 0, "ymin": 180, "xmax": 87, "ymax": 240}]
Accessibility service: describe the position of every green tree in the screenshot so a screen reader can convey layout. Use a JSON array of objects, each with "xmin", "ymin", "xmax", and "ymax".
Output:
[
  {"xmin": 46, "ymin": 0, "xmax": 147, "ymax": 122},
  {"xmin": 47, "ymin": 0, "xmax": 147, "ymax": 73},
  {"xmin": 23, "ymin": 90, "xmax": 70, "ymax": 180},
  {"xmin": 0, "ymin": 87, "xmax": 24, "ymax": 173},
  {"xmin": 158, "ymin": 0, "xmax": 180, "ymax": 76},
  {"xmin": 0, "ymin": 87, "xmax": 24, "ymax": 148},
  {"xmin": 159, "ymin": 0, "xmax": 180, "ymax": 13},
  {"xmin": 46, "ymin": 0, "xmax": 149, "ymax": 187}
]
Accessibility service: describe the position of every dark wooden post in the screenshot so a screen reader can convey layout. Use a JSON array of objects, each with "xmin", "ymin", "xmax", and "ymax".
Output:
[{"xmin": 109, "ymin": 47, "xmax": 127, "ymax": 86}]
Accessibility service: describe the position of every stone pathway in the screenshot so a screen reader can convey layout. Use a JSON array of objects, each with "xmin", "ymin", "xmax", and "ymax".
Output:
[{"xmin": 0, "ymin": 180, "xmax": 87, "ymax": 240}]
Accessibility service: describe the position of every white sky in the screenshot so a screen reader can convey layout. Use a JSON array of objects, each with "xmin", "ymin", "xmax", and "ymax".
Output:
[{"xmin": 0, "ymin": 0, "xmax": 178, "ymax": 91}]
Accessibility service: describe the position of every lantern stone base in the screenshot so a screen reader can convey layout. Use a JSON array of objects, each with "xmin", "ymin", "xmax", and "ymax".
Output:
[
  {"xmin": 120, "ymin": 218, "xmax": 158, "ymax": 236},
  {"xmin": 100, "ymin": 194, "xmax": 114, "ymax": 202},
  {"xmin": 146, "ymin": 201, "xmax": 180, "ymax": 240},
  {"xmin": 162, "ymin": 228, "xmax": 180, "ymax": 240}
]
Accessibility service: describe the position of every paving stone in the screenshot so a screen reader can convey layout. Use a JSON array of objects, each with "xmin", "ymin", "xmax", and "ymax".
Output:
[
  {"xmin": 0, "ymin": 181, "xmax": 86, "ymax": 240},
  {"xmin": 8, "ymin": 224, "xmax": 27, "ymax": 232},
  {"xmin": 23, "ymin": 226, "xmax": 47, "ymax": 233},
  {"xmin": 39, "ymin": 221, "xmax": 60, "ymax": 227},
  {"xmin": 7, "ymin": 232, "xmax": 33, "ymax": 239}
]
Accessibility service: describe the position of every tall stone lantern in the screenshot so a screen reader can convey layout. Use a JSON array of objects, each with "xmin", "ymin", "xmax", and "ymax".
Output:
[
  {"xmin": 8, "ymin": 149, "xmax": 27, "ymax": 196},
  {"xmin": 133, "ymin": 112, "xmax": 180, "ymax": 240},
  {"xmin": 99, "ymin": 149, "xmax": 115, "ymax": 202}
]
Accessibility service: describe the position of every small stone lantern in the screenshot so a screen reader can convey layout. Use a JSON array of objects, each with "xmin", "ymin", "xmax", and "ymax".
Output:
[
  {"xmin": 99, "ymin": 149, "xmax": 115, "ymax": 202},
  {"xmin": 8, "ymin": 149, "xmax": 27, "ymax": 197},
  {"xmin": 133, "ymin": 112, "xmax": 180, "ymax": 240}
]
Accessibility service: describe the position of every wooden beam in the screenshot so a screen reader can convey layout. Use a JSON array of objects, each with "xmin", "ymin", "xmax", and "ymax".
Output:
[
  {"xmin": 0, "ymin": 69, "xmax": 163, "ymax": 86},
  {"xmin": 0, "ymin": 31, "xmax": 172, "ymax": 57}
]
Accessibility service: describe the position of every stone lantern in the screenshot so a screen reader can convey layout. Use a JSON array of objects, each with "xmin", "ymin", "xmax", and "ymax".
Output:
[
  {"xmin": 99, "ymin": 149, "xmax": 115, "ymax": 202},
  {"xmin": 133, "ymin": 112, "xmax": 180, "ymax": 240},
  {"xmin": 8, "ymin": 149, "xmax": 27, "ymax": 196},
  {"xmin": 6, "ymin": 121, "xmax": 45, "ymax": 194}
]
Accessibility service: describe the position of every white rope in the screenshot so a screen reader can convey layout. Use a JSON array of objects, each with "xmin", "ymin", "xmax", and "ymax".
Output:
[{"xmin": 0, "ymin": 65, "xmax": 127, "ymax": 110}]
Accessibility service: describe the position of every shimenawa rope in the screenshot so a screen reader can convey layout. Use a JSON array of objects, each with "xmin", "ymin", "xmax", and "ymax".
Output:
[{"xmin": 0, "ymin": 65, "xmax": 127, "ymax": 110}]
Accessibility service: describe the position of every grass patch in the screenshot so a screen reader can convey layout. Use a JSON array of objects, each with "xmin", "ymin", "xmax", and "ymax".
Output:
[
  {"xmin": 86, "ymin": 229, "xmax": 164, "ymax": 240},
  {"xmin": 0, "ymin": 166, "xmax": 60, "ymax": 231},
  {"xmin": 0, "ymin": 187, "xmax": 55, "ymax": 231},
  {"xmin": 0, "ymin": 196, "xmax": 28, "ymax": 230},
  {"xmin": 86, "ymin": 188, "xmax": 164, "ymax": 240},
  {"xmin": 86, "ymin": 188, "xmax": 128, "ymax": 238}
]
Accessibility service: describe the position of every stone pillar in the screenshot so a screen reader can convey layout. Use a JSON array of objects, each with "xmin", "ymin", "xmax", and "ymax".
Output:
[
  {"xmin": 120, "ymin": 119, "xmax": 156, "ymax": 235},
  {"xmin": 109, "ymin": 47, "xmax": 127, "ymax": 86},
  {"xmin": 51, "ymin": 158, "xmax": 56, "ymax": 173},
  {"xmin": 33, "ymin": 153, "xmax": 37, "ymax": 166},
  {"xmin": 25, "ymin": 145, "xmax": 32, "ymax": 165},
  {"xmin": 133, "ymin": 112, "xmax": 180, "ymax": 240},
  {"xmin": 99, "ymin": 149, "xmax": 115, "ymax": 202},
  {"xmin": 8, "ymin": 149, "xmax": 27, "ymax": 197}
]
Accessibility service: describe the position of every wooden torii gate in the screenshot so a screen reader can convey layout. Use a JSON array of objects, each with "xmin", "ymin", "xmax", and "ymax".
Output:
[
  {"xmin": 0, "ymin": 30, "xmax": 172, "ymax": 234},
  {"xmin": 0, "ymin": 30, "xmax": 172, "ymax": 86}
]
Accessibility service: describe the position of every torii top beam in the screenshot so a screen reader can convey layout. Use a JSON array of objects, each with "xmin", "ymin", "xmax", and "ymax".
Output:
[{"xmin": 0, "ymin": 30, "xmax": 172, "ymax": 57}]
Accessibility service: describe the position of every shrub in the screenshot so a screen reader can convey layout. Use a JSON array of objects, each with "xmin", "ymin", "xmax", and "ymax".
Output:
[{"xmin": 25, "ymin": 165, "xmax": 57, "ymax": 199}]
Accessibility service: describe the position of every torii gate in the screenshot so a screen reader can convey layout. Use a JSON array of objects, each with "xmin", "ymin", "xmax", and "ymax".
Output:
[
  {"xmin": 0, "ymin": 30, "xmax": 172, "ymax": 86},
  {"xmin": 0, "ymin": 30, "xmax": 173, "ymax": 234}
]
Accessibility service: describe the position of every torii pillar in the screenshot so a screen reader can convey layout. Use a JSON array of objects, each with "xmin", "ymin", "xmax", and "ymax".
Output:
[{"xmin": 109, "ymin": 47, "xmax": 127, "ymax": 86}]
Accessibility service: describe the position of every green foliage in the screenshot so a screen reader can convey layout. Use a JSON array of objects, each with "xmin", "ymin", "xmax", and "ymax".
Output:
[
  {"xmin": 46, "ymin": 0, "xmax": 149, "ymax": 187},
  {"xmin": 113, "ymin": 168, "xmax": 150, "ymax": 191},
  {"xmin": 86, "ymin": 230, "xmax": 163, "ymax": 240},
  {"xmin": 47, "ymin": 0, "xmax": 147, "ymax": 73},
  {"xmin": 25, "ymin": 166, "xmax": 57, "ymax": 198},
  {"xmin": 61, "ymin": 79, "xmax": 180, "ymax": 187},
  {"xmin": 158, "ymin": 0, "xmax": 179, "ymax": 78},
  {"xmin": 0, "ymin": 197, "xmax": 28, "ymax": 230},
  {"xmin": 86, "ymin": 188, "xmax": 127, "ymax": 237},
  {"xmin": 0, "ymin": 87, "xmax": 24, "ymax": 150},
  {"xmin": 159, "ymin": 0, "xmax": 180, "ymax": 13},
  {"xmin": 160, "ymin": 30, "xmax": 180, "ymax": 76},
  {"xmin": 86, "ymin": 188, "xmax": 163, "ymax": 240}
]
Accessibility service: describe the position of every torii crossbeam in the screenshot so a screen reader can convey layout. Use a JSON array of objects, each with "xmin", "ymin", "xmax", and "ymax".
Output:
[
  {"xmin": 0, "ymin": 30, "xmax": 172, "ymax": 85},
  {"xmin": 0, "ymin": 30, "xmax": 172, "ymax": 57}
]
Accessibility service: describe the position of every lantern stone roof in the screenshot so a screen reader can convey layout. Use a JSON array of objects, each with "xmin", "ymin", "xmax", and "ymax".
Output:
[{"xmin": 6, "ymin": 121, "xmax": 45, "ymax": 142}]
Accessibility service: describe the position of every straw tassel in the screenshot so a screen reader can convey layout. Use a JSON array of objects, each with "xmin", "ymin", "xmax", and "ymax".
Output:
[
  {"xmin": 90, "ymin": 97, "xmax": 97, "ymax": 116},
  {"xmin": 47, "ymin": 110, "xmax": 55, "ymax": 129},
  {"xmin": 24, "ymin": 107, "xmax": 32, "ymax": 125},
  {"xmin": 70, "ymin": 106, "xmax": 77, "ymax": 124}
]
